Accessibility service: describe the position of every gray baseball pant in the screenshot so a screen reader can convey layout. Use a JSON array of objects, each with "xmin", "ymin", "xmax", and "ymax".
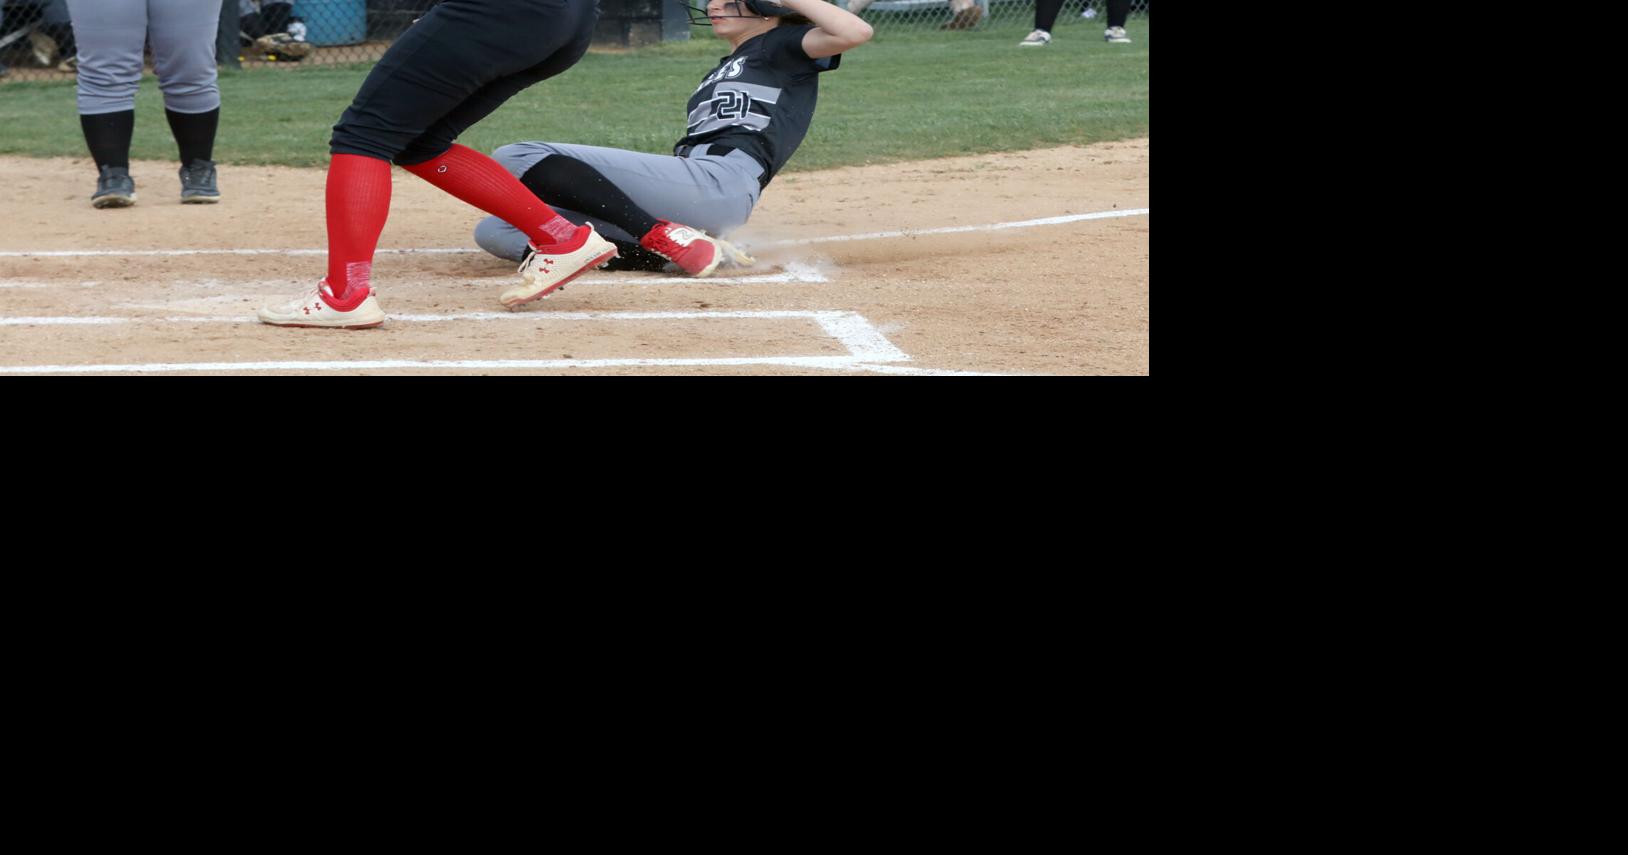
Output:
[
  {"xmin": 473, "ymin": 141, "xmax": 765, "ymax": 262},
  {"xmin": 67, "ymin": 0, "xmax": 221, "ymax": 116}
]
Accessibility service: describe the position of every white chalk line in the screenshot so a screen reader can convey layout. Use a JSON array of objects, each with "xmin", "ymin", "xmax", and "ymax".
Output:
[
  {"xmin": 0, "ymin": 248, "xmax": 465, "ymax": 258},
  {"xmin": 1, "ymin": 310, "xmax": 911, "ymax": 364},
  {"xmin": 0, "ymin": 309, "xmax": 997, "ymax": 374},
  {"xmin": 1, "ymin": 317, "xmax": 124, "ymax": 325},
  {"xmin": 4, "ymin": 204, "xmax": 1130, "ymax": 374},
  {"xmin": 0, "ymin": 265, "xmax": 828, "ymax": 291},
  {"xmin": 762, "ymin": 209, "xmax": 1150, "ymax": 247},
  {"xmin": 846, "ymin": 364, "xmax": 1011, "ymax": 377},
  {"xmin": 0, "ymin": 357, "xmax": 1009, "ymax": 376},
  {"xmin": 815, "ymin": 313, "xmax": 909, "ymax": 364},
  {"xmin": 0, "ymin": 208, "xmax": 1148, "ymax": 258},
  {"xmin": 5, "ymin": 308, "xmax": 872, "ymax": 325}
]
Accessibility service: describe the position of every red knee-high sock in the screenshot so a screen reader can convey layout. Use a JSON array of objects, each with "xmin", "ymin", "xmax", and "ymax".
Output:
[
  {"xmin": 325, "ymin": 153, "xmax": 393, "ymax": 308},
  {"xmin": 402, "ymin": 144, "xmax": 582, "ymax": 248}
]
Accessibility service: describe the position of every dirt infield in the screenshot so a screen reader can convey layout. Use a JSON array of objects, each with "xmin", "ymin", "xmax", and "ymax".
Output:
[{"xmin": 0, "ymin": 139, "xmax": 1148, "ymax": 375}]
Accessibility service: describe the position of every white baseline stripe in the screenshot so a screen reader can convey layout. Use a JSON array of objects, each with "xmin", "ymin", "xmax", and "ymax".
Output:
[
  {"xmin": 391, "ymin": 309, "xmax": 859, "ymax": 322},
  {"xmin": 0, "ymin": 209, "xmax": 1148, "ymax": 258},
  {"xmin": 4, "ymin": 309, "xmax": 868, "ymax": 325},
  {"xmin": 0, "ymin": 317, "xmax": 125, "ymax": 325},
  {"xmin": 0, "ymin": 311, "xmax": 1032, "ymax": 374},
  {"xmin": 815, "ymin": 313, "xmax": 909, "ymax": 363},
  {"xmin": 849, "ymin": 364, "xmax": 1012, "ymax": 377},
  {"xmin": 0, "ymin": 267, "xmax": 825, "ymax": 288},
  {"xmin": 0, "ymin": 248, "xmax": 468, "ymax": 258},
  {"xmin": 762, "ymin": 209, "xmax": 1150, "ymax": 247},
  {"xmin": 0, "ymin": 356, "xmax": 908, "ymax": 375}
]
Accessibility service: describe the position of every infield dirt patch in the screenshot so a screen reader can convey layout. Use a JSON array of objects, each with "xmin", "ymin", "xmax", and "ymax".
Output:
[{"xmin": 1, "ymin": 138, "xmax": 1148, "ymax": 375}]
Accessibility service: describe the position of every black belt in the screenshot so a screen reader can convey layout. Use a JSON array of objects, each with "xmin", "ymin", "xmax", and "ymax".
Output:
[
  {"xmin": 676, "ymin": 143, "xmax": 731, "ymax": 158},
  {"xmin": 676, "ymin": 144, "xmax": 771, "ymax": 189}
]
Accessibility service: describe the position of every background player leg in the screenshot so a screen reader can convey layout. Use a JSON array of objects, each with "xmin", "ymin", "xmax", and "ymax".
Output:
[
  {"xmin": 67, "ymin": 0, "xmax": 145, "ymax": 207},
  {"xmin": 148, "ymin": 0, "xmax": 223, "ymax": 203},
  {"xmin": 1021, "ymin": 0, "xmax": 1064, "ymax": 46},
  {"xmin": 1105, "ymin": 0, "xmax": 1133, "ymax": 42}
]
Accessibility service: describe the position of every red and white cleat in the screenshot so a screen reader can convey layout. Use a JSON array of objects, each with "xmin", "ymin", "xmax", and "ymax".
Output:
[
  {"xmin": 640, "ymin": 219, "xmax": 722, "ymax": 278},
  {"xmin": 502, "ymin": 223, "xmax": 619, "ymax": 308},
  {"xmin": 257, "ymin": 279, "xmax": 385, "ymax": 329}
]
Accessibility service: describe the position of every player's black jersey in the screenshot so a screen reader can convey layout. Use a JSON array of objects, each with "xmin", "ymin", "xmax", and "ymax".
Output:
[{"xmin": 675, "ymin": 25, "xmax": 841, "ymax": 187}]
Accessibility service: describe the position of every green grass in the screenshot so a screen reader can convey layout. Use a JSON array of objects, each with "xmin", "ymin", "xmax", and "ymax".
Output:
[{"xmin": 0, "ymin": 17, "xmax": 1146, "ymax": 172}]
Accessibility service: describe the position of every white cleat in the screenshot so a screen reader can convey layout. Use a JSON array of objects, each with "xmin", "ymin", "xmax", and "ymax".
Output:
[
  {"xmin": 257, "ymin": 280, "xmax": 385, "ymax": 329},
  {"xmin": 1018, "ymin": 29, "xmax": 1052, "ymax": 47},
  {"xmin": 502, "ymin": 223, "xmax": 619, "ymax": 308}
]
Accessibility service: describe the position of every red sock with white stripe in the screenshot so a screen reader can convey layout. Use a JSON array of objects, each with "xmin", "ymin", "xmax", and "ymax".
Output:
[
  {"xmin": 324, "ymin": 153, "xmax": 392, "ymax": 310},
  {"xmin": 402, "ymin": 144, "xmax": 584, "ymax": 249}
]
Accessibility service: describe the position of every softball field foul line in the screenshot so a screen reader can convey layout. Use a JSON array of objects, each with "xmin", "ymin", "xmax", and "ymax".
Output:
[
  {"xmin": 764, "ymin": 208, "xmax": 1150, "ymax": 247},
  {"xmin": 0, "ymin": 310, "xmax": 959, "ymax": 374},
  {"xmin": 2, "ymin": 307, "xmax": 891, "ymax": 336},
  {"xmin": 0, "ymin": 208, "xmax": 1149, "ymax": 258},
  {"xmin": 0, "ymin": 265, "xmax": 829, "ymax": 289},
  {"xmin": 0, "ymin": 358, "xmax": 998, "ymax": 376},
  {"xmin": 845, "ymin": 364, "xmax": 1009, "ymax": 377}
]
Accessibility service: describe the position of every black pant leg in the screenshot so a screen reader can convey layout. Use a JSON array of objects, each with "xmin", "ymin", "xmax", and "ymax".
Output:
[
  {"xmin": 330, "ymin": 0, "xmax": 598, "ymax": 163},
  {"xmin": 395, "ymin": 16, "xmax": 595, "ymax": 164},
  {"xmin": 1035, "ymin": 0, "xmax": 1065, "ymax": 31},
  {"xmin": 1108, "ymin": 0, "xmax": 1131, "ymax": 28}
]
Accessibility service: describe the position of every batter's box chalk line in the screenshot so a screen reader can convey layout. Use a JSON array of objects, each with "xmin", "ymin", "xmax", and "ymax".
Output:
[
  {"xmin": 0, "ymin": 208, "xmax": 1148, "ymax": 259},
  {"xmin": 0, "ymin": 310, "xmax": 1011, "ymax": 375}
]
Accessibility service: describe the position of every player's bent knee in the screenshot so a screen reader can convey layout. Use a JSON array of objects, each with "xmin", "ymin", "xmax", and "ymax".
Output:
[
  {"xmin": 474, "ymin": 216, "xmax": 530, "ymax": 263},
  {"xmin": 491, "ymin": 142, "xmax": 559, "ymax": 178},
  {"xmin": 522, "ymin": 153, "xmax": 594, "ymax": 198}
]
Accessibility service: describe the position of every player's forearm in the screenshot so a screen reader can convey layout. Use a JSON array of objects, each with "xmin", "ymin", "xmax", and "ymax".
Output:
[{"xmin": 780, "ymin": 0, "xmax": 874, "ymax": 46}]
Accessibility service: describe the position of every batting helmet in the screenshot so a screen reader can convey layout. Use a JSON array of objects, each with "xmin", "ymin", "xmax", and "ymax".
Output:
[
  {"xmin": 680, "ymin": 0, "xmax": 800, "ymax": 26},
  {"xmin": 742, "ymin": 0, "xmax": 799, "ymax": 15}
]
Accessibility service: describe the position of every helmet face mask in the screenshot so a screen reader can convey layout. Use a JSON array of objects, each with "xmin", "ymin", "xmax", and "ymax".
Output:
[{"xmin": 681, "ymin": 0, "xmax": 797, "ymax": 25}]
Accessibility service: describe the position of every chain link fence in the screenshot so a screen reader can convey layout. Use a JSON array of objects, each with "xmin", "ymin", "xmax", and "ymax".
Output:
[
  {"xmin": 2, "ymin": 1, "xmax": 1146, "ymax": 84},
  {"xmin": 1, "ymin": 1, "xmax": 437, "ymax": 82},
  {"xmin": 843, "ymin": 0, "xmax": 1147, "ymax": 32}
]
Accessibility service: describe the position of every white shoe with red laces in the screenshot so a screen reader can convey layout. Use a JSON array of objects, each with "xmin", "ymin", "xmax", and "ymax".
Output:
[
  {"xmin": 257, "ymin": 280, "xmax": 385, "ymax": 329},
  {"xmin": 640, "ymin": 220, "xmax": 722, "ymax": 278},
  {"xmin": 502, "ymin": 223, "xmax": 619, "ymax": 308}
]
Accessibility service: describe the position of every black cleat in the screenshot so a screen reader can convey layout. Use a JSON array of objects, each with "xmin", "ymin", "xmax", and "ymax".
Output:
[
  {"xmin": 180, "ymin": 159, "xmax": 221, "ymax": 204},
  {"xmin": 92, "ymin": 165, "xmax": 136, "ymax": 209}
]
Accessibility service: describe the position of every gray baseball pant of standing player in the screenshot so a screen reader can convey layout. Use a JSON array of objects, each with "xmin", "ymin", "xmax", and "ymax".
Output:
[
  {"xmin": 473, "ymin": 141, "xmax": 765, "ymax": 262},
  {"xmin": 67, "ymin": 0, "xmax": 222, "ymax": 116}
]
